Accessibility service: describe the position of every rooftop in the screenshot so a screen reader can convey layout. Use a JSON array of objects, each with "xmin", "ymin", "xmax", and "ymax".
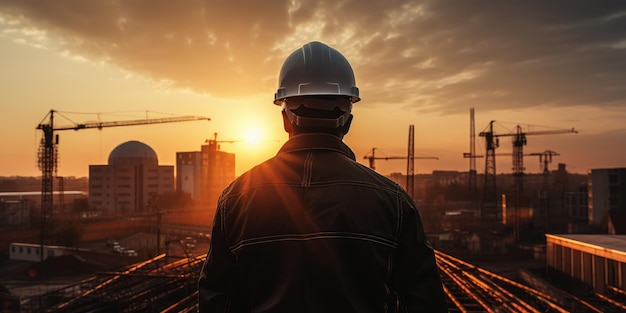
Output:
[{"xmin": 547, "ymin": 234, "xmax": 626, "ymax": 261}]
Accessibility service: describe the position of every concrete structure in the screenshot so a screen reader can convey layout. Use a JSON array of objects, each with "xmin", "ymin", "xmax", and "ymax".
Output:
[
  {"xmin": 564, "ymin": 183, "xmax": 589, "ymax": 233},
  {"xmin": 608, "ymin": 210, "xmax": 626, "ymax": 235},
  {"xmin": 588, "ymin": 168, "xmax": 626, "ymax": 230},
  {"xmin": 176, "ymin": 151, "xmax": 202, "ymax": 201},
  {"xmin": 0, "ymin": 198, "xmax": 30, "ymax": 227},
  {"xmin": 546, "ymin": 234, "xmax": 626, "ymax": 293},
  {"xmin": 89, "ymin": 141, "xmax": 174, "ymax": 214},
  {"xmin": 173, "ymin": 139, "xmax": 235, "ymax": 210},
  {"xmin": 200, "ymin": 140, "xmax": 235, "ymax": 209}
]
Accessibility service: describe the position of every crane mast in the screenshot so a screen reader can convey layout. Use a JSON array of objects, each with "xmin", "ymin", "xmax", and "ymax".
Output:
[
  {"xmin": 480, "ymin": 121, "xmax": 499, "ymax": 227},
  {"xmin": 406, "ymin": 125, "xmax": 415, "ymax": 199},
  {"xmin": 35, "ymin": 109, "xmax": 210, "ymax": 259},
  {"xmin": 463, "ymin": 108, "xmax": 483, "ymax": 210}
]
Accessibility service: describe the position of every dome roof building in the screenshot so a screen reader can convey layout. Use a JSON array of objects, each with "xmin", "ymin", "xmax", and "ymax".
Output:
[
  {"xmin": 89, "ymin": 140, "xmax": 174, "ymax": 214},
  {"xmin": 108, "ymin": 141, "xmax": 158, "ymax": 166}
]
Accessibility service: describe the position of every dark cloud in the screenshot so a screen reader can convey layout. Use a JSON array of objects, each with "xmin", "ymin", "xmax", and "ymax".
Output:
[
  {"xmin": 1, "ymin": 0, "xmax": 625, "ymax": 113},
  {"xmin": 0, "ymin": 0, "xmax": 295, "ymax": 95},
  {"xmin": 357, "ymin": 1, "xmax": 626, "ymax": 113}
]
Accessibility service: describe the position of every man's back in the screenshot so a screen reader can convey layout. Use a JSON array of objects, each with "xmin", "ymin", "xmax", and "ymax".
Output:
[{"xmin": 199, "ymin": 134, "xmax": 448, "ymax": 312}]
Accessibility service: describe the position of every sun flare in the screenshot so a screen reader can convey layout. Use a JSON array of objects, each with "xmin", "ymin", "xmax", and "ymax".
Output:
[{"xmin": 243, "ymin": 126, "xmax": 263, "ymax": 146}]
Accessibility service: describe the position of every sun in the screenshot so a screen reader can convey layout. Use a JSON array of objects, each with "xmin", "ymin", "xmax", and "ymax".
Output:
[{"xmin": 243, "ymin": 126, "xmax": 263, "ymax": 146}]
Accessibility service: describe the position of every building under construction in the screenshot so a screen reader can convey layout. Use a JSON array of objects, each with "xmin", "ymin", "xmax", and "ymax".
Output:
[{"xmin": 176, "ymin": 133, "xmax": 236, "ymax": 211}]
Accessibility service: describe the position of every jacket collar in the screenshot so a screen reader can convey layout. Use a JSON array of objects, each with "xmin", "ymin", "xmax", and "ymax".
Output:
[{"xmin": 278, "ymin": 133, "xmax": 356, "ymax": 161}]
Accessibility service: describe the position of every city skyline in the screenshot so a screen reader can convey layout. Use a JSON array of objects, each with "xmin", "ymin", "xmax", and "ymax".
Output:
[{"xmin": 1, "ymin": 1, "xmax": 626, "ymax": 178}]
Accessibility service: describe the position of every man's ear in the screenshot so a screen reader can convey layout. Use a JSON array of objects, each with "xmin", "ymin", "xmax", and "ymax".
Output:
[
  {"xmin": 282, "ymin": 110, "xmax": 293, "ymax": 134},
  {"xmin": 341, "ymin": 114, "xmax": 353, "ymax": 136}
]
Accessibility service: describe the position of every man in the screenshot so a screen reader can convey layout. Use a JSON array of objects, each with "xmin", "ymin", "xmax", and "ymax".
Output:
[{"xmin": 198, "ymin": 41, "xmax": 448, "ymax": 312}]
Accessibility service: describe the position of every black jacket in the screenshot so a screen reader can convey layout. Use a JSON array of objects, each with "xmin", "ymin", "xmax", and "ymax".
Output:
[{"xmin": 198, "ymin": 133, "xmax": 448, "ymax": 312}]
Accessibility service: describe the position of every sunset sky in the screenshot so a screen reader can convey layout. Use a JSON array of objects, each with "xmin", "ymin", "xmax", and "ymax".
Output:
[{"xmin": 1, "ymin": 1, "xmax": 625, "ymax": 180}]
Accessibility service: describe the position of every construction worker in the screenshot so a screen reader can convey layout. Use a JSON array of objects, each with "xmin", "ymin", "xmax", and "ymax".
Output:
[{"xmin": 198, "ymin": 41, "xmax": 448, "ymax": 312}]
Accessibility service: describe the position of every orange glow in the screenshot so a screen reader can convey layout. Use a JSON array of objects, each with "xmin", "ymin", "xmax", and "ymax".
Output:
[
  {"xmin": 1, "ymin": 2, "xmax": 626, "ymax": 179},
  {"xmin": 243, "ymin": 125, "xmax": 263, "ymax": 146}
]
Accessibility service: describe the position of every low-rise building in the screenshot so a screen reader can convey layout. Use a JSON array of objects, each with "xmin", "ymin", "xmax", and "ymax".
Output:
[{"xmin": 546, "ymin": 234, "xmax": 626, "ymax": 294}]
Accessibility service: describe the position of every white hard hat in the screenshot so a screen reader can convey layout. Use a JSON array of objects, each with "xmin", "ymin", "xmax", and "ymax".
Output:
[{"xmin": 275, "ymin": 41, "xmax": 359, "ymax": 128}]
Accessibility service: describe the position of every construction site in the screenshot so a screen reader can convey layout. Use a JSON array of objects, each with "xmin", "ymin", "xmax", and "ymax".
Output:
[{"xmin": 2, "ymin": 108, "xmax": 626, "ymax": 312}]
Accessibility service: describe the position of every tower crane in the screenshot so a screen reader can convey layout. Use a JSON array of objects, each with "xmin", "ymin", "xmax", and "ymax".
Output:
[
  {"xmin": 528, "ymin": 150, "xmax": 560, "ymax": 175},
  {"xmin": 363, "ymin": 148, "xmax": 439, "ymax": 170},
  {"xmin": 36, "ymin": 109, "xmax": 210, "ymax": 256},
  {"xmin": 363, "ymin": 147, "xmax": 438, "ymax": 198},
  {"xmin": 478, "ymin": 120, "xmax": 576, "ymax": 238},
  {"xmin": 528, "ymin": 150, "xmax": 560, "ymax": 234},
  {"xmin": 205, "ymin": 132, "xmax": 239, "ymax": 151},
  {"xmin": 463, "ymin": 108, "xmax": 482, "ymax": 210},
  {"xmin": 363, "ymin": 125, "xmax": 439, "ymax": 199}
]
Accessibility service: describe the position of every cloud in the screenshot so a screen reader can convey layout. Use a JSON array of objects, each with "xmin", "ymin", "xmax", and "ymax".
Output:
[{"xmin": 1, "ymin": 0, "xmax": 625, "ymax": 114}]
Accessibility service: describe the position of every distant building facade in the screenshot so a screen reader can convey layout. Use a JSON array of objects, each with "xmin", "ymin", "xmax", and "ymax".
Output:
[
  {"xmin": 564, "ymin": 183, "xmax": 589, "ymax": 233},
  {"xmin": 199, "ymin": 140, "xmax": 235, "ymax": 209},
  {"xmin": 0, "ymin": 198, "xmax": 30, "ymax": 227},
  {"xmin": 588, "ymin": 168, "xmax": 626, "ymax": 230},
  {"xmin": 176, "ymin": 151, "xmax": 202, "ymax": 201},
  {"xmin": 89, "ymin": 141, "xmax": 174, "ymax": 214},
  {"xmin": 174, "ymin": 139, "xmax": 235, "ymax": 210}
]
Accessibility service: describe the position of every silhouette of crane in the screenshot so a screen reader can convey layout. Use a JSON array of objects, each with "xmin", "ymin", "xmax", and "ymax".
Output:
[
  {"xmin": 363, "ymin": 147, "xmax": 439, "ymax": 169},
  {"xmin": 463, "ymin": 108, "xmax": 483, "ymax": 210},
  {"xmin": 36, "ymin": 109, "xmax": 210, "ymax": 259},
  {"xmin": 527, "ymin": 150, "xmax": 560, "ymax": 234},
  {"xmin": 478, "ymin": 120, "xmax": 576, "ymax": 239},
  {"xmin": 363, "ymin": 147, "xmax": 438, "ymax": 198},
  {"xmin": 364, "ymin": 125, "xmax": 439, "ymax": 199},
  {"xmin": 528, "ymin": 150, "xmax": 560, "ymax": 175},
  {"xmin": 205, "ymin": 132, "xmax": 239, "ymax": 149}
]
